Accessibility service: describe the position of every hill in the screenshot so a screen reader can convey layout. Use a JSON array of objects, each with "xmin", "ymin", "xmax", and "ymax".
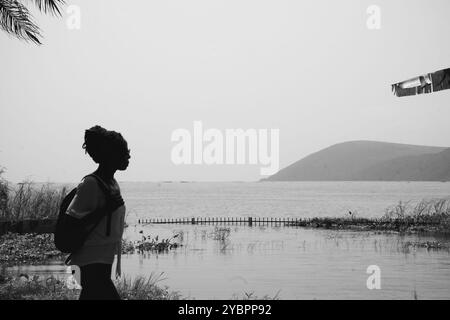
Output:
[{"xmin": 263, "ymin": 141, "xmax": 449, "ymax": 181}]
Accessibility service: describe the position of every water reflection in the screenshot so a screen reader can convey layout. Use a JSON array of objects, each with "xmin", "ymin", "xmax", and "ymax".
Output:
[{"xmin": 5, "ymin": 224, "xmax": 450, "ymax": 300}]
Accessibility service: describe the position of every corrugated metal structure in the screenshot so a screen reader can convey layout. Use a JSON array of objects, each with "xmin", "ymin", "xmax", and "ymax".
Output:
[{"xmin": 392, "ymin": 68, "xmax": 450, "ymax": 97}]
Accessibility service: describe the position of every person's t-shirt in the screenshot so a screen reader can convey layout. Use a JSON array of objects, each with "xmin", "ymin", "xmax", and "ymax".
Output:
[{"xmin": 65, "ymin": 175, "xmax": 125, "ymax": 277}]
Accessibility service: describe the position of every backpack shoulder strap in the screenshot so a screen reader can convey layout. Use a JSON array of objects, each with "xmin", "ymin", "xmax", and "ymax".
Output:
[
  {"xmin": 83, "ymin": 174, "xmax": 110, "ymax": 198},
  {"xmin": 82, "ymin": 173, "xmax": 114, "ymax": 236}
]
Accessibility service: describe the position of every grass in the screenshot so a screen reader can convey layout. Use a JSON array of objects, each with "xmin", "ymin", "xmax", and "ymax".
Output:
[
  {"xmin": 403, "ymin": 240, "xmax": 449, "ymax": 250},
  {"xmin": 210, "ymin": 226, "xmax": 231, "ymax": 241},
  {"xmin": 0, "ymin": 168, "xmax": 7, "ymax": 220},
  {"xmin": 0, "ymin": 271, "xmax": 181, "ymax": 300},
  {"xmin": 115, "ymin": 273, "xmax": 181, "ymax": 300},
  {"xmin": 209, "ymin": 226, "xmax": 231, "ymax": 252},
  {"xmin": 0, "ymin": 176, "xmax": 67, "ymax": 222},
  {"xmin": 232, "ymin": 290, "xmax": 281, "ymax": 300},
  {"xmin": 289, "ymin": 199, "xmax": 450, "ymax": 234},
  {"xmin": 0, "ymin": 271, "xmax": 281, "ymax": 300},
  {"xmin": 0, "ymin": 270, "xmax": 281, "ymax": 300}
]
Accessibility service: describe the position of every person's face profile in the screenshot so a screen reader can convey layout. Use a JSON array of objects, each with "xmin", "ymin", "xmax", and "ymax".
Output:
[{"xmin": 116, "ymin": 143, "xmax": 130, "ymax": 171}]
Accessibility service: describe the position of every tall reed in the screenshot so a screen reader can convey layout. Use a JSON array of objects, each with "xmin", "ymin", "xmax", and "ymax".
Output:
[
  {"xmin": 0, "ymin": 179, "xmax": 67, "ymax": 222},
  {"xmin": 0, "ymin": 168, "xmax": 8, "ymax": 220},
  {"xmin": 382, "ymin": 198, "xmax": 450, "ymax": 226}
]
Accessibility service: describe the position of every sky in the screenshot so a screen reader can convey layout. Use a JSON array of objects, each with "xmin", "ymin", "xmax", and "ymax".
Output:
[{"xmin": 1, "ymin": 0, "xmax": 450, "ymax": 183}]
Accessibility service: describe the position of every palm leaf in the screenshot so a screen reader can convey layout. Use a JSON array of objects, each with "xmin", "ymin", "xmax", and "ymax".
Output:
[
  {"xmin": 29, "ymin": 0, "xmax": 65, "ymax": 16},
  {"xmin": 0, "ymin": 0, "xmax": 42, "ymax": 44}
]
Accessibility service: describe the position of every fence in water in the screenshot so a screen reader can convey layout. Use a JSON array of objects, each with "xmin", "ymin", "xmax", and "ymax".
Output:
[{"xmin": 138, "ymin": 217, "xmax": 302, "ymax": 227}]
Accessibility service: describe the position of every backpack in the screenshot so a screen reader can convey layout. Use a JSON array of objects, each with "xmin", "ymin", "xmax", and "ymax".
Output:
[{"xmin": 54, "ymin": 174, "xmax": 122, "ymax": 258}]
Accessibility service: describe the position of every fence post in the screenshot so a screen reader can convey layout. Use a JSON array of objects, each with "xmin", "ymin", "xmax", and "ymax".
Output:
[{"xmin": 249, "ymin": 217, "xmax": 253, "ymax": 226}]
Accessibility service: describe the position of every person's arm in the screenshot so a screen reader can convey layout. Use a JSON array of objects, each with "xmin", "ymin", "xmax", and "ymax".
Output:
[
  {"xmin": 114, "ymin": 212, "xmax": 125, "ymax": 279},
  {"xmin": 66, "ymin": 176, "xmax": 99, "ymax": 219},
  {"xmin": 115, "ymin": 240, "xmax": 122, "ymax": 278},
  {"xmin": 115, "ymin": 182, "xmax": 125, "ymax": 278}
]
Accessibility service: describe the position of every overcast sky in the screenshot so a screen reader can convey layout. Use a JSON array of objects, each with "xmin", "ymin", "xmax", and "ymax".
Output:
[{"xmin": 1, "ymin": 0, "xmax": 450, "ymax": 182}]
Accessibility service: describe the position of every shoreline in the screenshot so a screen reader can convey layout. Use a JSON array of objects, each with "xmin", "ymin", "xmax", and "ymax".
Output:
[{"xmin": 287, "ymin": 216, "xmax": 450, "ymax": 235}]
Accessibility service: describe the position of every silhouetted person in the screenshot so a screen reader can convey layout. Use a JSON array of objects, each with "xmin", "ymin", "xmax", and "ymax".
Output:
[{"xmin": 65, "ymin": 125, "xmax": 130, "ymax": 300}]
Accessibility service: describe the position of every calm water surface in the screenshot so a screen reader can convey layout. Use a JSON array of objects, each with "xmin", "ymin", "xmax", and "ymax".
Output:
[
  {"xmin": 7, "ymin": 182, "xmax": 450, "ymax": 299},
  {"xmin": 8, "ymin": 224, "xmax": 450, "ymax": 299},
  {"xmin": 120, "ymin": 181, "xmax": 450, "ymax": 221}
]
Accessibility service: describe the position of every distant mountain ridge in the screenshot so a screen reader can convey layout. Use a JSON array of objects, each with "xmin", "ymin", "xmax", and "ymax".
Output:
[{"xmin": 264, "ymin": 141, "xmax": 450, "ymax": 181}]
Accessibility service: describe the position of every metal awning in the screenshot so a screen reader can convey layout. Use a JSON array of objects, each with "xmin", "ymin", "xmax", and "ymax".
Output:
[{"xmin": 392, "ymin": 68, "xmax": 450, "ymax": 97}]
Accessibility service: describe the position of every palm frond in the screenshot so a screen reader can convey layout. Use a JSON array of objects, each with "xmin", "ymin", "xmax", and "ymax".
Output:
[
  {"xmin": 0, "ymin": 0, "xmax": 42, "ymax": 44},
  {"xmin": 29, "ymin": 0, "xmax": 65, "ymax": 16}
]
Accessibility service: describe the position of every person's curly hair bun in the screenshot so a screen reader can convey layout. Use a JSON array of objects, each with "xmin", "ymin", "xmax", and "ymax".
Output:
[{"xmin": 82, "ymin": 125, "xmax": 127, "ymax": 164}]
